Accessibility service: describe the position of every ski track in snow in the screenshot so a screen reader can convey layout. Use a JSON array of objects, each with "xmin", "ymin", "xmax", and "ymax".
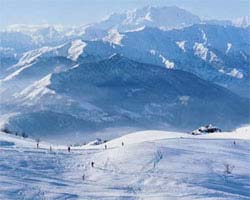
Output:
[{"xmin": 0, "ymin": 129, "xmax": 250, "ymax": 200}]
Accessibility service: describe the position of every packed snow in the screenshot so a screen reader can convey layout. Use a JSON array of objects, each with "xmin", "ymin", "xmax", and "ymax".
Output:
[{"xmin": 0, "ymin": 127, "xmax": 249, "ymax": 199}]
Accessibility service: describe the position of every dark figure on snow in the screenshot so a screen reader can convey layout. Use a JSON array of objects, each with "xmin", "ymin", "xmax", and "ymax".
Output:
[
  {"xmin": 233, "ymin": 141, "xmax": 236, "ymax": 145},
  {"xmin": 82, "ymin": 174, "xmax": 85, "ymax": 181},
  {"xmin": 50, "ymin": 146, "xmax": 52, "ymax": 152},
  {"xmin": 104, "ymin": 144, "xmax": 107, "ymax": 149},
  {"xmin": 36, "ymin": 138, "xmax": 40, "ymax": 149},
  {"xmin": 91, "ymin": 162, "xmax": 94, "ymax": 168},
  {"xmin": 122, "ymin": 142, "xmax": 124, "ymax": 146},
  {"xmin": 68, "ymin": 146, "xmax": 71, "ymax": 152}
]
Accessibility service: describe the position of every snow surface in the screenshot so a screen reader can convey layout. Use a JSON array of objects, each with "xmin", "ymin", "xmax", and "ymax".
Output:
[
  {"xmin": 176, "ymin": 41, "xmax": 186, "ymax": 52},
  {"xmin": 218, "ymin": 67, "xmax": 244, "ymax": 79},
  {"xmin": 193, "ymin": 42, "xmax": 208, "ymax": 61},
  {"xmin": 209, "ymin": 51, "xmax": 218, "ymax": 63},
  {"xmin": 159, "ymin": 55, "xmax": 175, "ymax": 69},
  {"xmin": 3, "ymin": 63, "xmax": 33, "ymax": 81},
  {"xmin": 67, "ymin": 40, "xmax": 86, "ymax": 61},
  {"xmin": 15, "ymin": 74, "xmax": 55, "ymax": 101},
  {"xmin": 1, "ymin": 21, "xmax": 249, "ymax": 98},
  {"xmin": 226, "ymin": 43, "xmax": 232, "ymax": 54},
  {"xmin": 201, "ymin": 29, "xmax": 208, "ymax": 44},
  {"xmin": 227, "ymin": 68, "xmax": 244, "ymax": 79},
  {"xmin": 90, "ymin": 6, "xmax": 201, "ymax": 33},
  {"xmin": 0, "ymin": 127, "xmax": 249, "ymax": 199},
  {"xmin": 17, "ymin": 45, "xmax": 64, "ymax": 66},
  {"xmin": 103, "ymin": 29, "xmax": 124, "ymax": 45}
]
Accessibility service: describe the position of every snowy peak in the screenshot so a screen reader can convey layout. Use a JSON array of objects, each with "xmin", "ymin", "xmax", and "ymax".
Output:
[
  {"xmin": 94, "ymin": 6, "xmax": 201, "ymax": 32},
  {"xmin": 133, "ymin": 6, "xmax": 201, "ymax": 29},
  {"xmin": 3, "ymin": 7, "xmax": 249, "ymax": 47}
]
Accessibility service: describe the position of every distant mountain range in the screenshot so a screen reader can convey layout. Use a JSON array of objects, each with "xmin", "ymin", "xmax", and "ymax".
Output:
[
  {"xmin": 2, "ymin": 24, "xmax": 249, "ymax": 97},
  {"xmin": 0, "ymin": 6, "xmax": 249, "ymax": 142}
]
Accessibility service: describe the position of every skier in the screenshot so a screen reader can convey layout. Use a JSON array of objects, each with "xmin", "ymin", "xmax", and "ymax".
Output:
[
  {"xmin": 49, "ymin": 146, "xmax": 52, "ymax": 152},
  {"xmin": 91, "ymin": 161, "xmax": 94, "ymax": 168},
  {"xmin": 68, "ymin": 146, "xmax": 71, "ymax": 152},
  {"xmin": 233, "ymin": 140, "xmax": 236, "ymax": 145},
  {"xmin": 36, "ymin": 138, "xmax": 40, "ymax": 149},
  {"xmin": 82, "ymin": 174, "xmax": 85, "ymax": 181},
  {"xmin": 104, "ymin": 144, "xmax": 107, "ymax": 149},
  {"xmin": 122, "ymin": 142, "xmax": 124, "ymax": 146}
]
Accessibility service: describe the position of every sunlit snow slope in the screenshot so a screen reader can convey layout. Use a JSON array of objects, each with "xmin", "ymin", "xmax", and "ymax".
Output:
[{"xmin": 0, "ymin": 127, "xmax": 249, "ymax": 199}]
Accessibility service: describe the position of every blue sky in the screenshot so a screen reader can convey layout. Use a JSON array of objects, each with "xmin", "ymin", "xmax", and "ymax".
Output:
[{"xmin": 1, "ymin": 0, "xmax": 249, "ymax": 27}]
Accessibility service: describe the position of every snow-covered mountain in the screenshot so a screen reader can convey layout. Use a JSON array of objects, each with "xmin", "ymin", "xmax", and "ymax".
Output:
[
  {"xmin": 116, "ymin": 24, "xmax": 250, "ymax": 97},
  {"xmin": 0, "ymin": 6, "xmax": 249, "ymax": 142},
  {"xmin": 1, "ymin": 55, "xmax": 249, "ymax": 142},
  {"xmin": 85, "ymin": 6, "xmax": 200, "ymax": 32},
  {"xmin": 1, "ymin": 8, "xmax": 248, "ymax": 45},
  {"xmin": 0, "ymin": 6, "xmax": 200, "ymax": 47},
  {"xmin": 1, "ymin": 22, "xmax": 249, "ymax": 96}
]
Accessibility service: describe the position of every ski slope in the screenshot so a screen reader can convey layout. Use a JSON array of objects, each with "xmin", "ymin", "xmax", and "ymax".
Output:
[{"xmin": 0, "ymin": 127, "xmax": 249, "ymax": 199}]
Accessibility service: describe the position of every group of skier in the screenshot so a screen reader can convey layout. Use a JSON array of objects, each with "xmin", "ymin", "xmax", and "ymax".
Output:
[{"xmin": 35, "ymin": 139, "xmax": 125, "ymax": 182}]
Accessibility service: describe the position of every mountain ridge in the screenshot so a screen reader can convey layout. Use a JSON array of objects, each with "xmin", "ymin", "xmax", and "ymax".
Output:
[
  {"xmin": 0, "ymin": 6, "xmax": 249, "ymax": 142},
  {"xmin": 1, "ymin": 56, "xmax": 249, "ymax": 142}
]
